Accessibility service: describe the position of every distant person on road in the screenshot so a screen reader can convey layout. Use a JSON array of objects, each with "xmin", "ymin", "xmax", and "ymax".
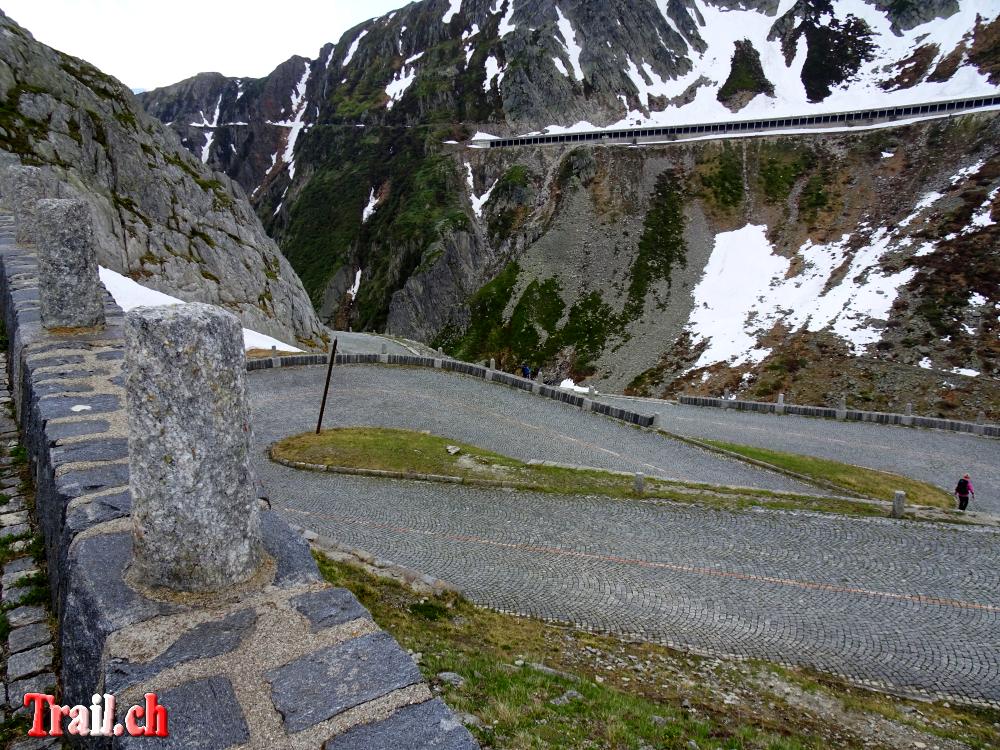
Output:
[{"xmin": 954, "ymin": 474, "xmax": 975, "ymax": 511}]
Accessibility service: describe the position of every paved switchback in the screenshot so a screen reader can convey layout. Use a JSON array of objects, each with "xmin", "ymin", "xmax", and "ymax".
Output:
[
  {"xmin": 600, "ymin": 396, "xmax": 1000, "ymax": 515},
  {"xmin": 248, "ymin": 365, "xmax": 1000, "ymax": 704}
]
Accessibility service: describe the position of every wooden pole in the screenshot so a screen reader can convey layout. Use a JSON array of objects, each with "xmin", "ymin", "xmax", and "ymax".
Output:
[{"xmin": 316, "ymin": 338, "xmax": 338, "ymax": 434}]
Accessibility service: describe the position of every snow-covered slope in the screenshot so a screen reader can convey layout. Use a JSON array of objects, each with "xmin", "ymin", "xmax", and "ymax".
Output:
[
  {"xmin": 533, "ymin": 0, "xmax": 1000, "ymax": 135},
  {"xmin": 99, "ymin": 268, "xmax": 302, "ymax": 352}
]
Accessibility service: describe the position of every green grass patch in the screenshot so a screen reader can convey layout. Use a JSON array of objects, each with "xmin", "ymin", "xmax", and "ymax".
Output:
[
  {"xmin": 272, "ymin": 428, "xmax": 911, "ymax": 519},
  {"xmin": 697, "ymin": 439, "xmax": 953, "ymax": 508},
  {"xmin": 315, "ymin": 553, "xmax": 1000, "ymax": 749}
]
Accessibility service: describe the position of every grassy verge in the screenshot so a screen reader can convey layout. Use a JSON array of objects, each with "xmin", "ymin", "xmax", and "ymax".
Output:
[
  {"xmin": 695, "ymin": 439, "xmax": 953, "ymax": 509},
  {"xmin": 316, "ymin": 553, "xmax": 1000, "ymax": 750},
  {"xmin": 273, "ymin": 428, "xmax": 919, "ymax": 520}
]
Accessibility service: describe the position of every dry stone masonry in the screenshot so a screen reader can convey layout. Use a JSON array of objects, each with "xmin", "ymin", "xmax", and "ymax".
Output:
[{"xmin": 0, "ymin": 177, "xmax": 477, "ymax": 747}]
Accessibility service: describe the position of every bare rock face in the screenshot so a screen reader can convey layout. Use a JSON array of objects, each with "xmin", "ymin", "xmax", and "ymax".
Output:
[
  {"xmin": 125, "ymin": 303, "xmax": 263, "ymax": 593},
  {"xmin": 0, "ymin": 10, "xmax": 327, "ymax": 348}
]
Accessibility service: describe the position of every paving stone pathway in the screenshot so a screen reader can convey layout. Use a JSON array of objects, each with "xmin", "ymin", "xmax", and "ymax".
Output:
[{"xmin": 249, "ymin": 365, "xmax": 1000, "ymax": 705}]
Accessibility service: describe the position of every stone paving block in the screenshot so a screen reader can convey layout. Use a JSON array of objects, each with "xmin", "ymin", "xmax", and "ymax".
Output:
[
  {"xmin": 64, "ymin": 490, "xmax": 131, "ymax": 538},
  {"xmin": 2, "ymin": 567, "xmax": 38, "ymax": 587},
  {"xmin": 61, "ymin": 532, "xmax": 181, "ymax": 703},
  {"xmin": 10, "ymin": 737, "xmax": 61, "ymax": 749},
  {"xmin": 115, "ymin": 675, "xmax": 248, "ymax": 749},
  {"xmin": 291, "ymin": 587, "xmax": 371, "ymax": 632},
  {"xmin": 7, "ymin": 671, "xmax": 56, "ymax": 711},
  {"xmin": 261, "ymin": 510, "xmax": 321, "ymax": 587},
  {"xmin": 55, "ymin": 463, "xmax": 130, "ymax": 499},
  {"xmin": 51, "ymin": 437, "xmax": 128, "ymax": 466},
  {"xmin": 2, "ymin": 585, "xmax": 29, "ymax": 606},
  {"xmin": 0, "ymin": 523, "xmax": 29, "ymax": 540},
  {"xmin": 35, "ymin": 393, "xmax": 121, "ymax": 421},
  {"xmin": 0, "ymin": 510, "xmax": 28, "ymax": 526},
  {"xmin": 8, "ymin": 623, "xmax": 50, "ymax": 654},
  {"xmin": 267, "ymin": 631, "xmax": 423, "ymax": 732},
  {"xmin": 7, "ymin": 643, "xmax": 53, "ymax": 681},
  {"xmin": 44, "ymin": 419, "xmax": 111, "ymax": 441},
  {"xmin": 3, "ymin": 557, "xmax": 36, "ymax": 575},
  {"xmin": 324, "ymin": 698, "xmax": 478, "ymax": 750},
  {"xmin": 106, "ymin": 609, "xmax": 257, "ymax": 693},
  {"xmin": 1, "ymin": 498, "xmax": 26, "ymax": 512},
  {"xmin": 7, "ymin": 606, "xmax": 46, "ymax": 627}
]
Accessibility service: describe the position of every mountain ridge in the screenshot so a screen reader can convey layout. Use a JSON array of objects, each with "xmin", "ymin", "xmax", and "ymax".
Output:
[{"xmin": 134, "ymin": 0, "xmax": 999, "ymax": 419}]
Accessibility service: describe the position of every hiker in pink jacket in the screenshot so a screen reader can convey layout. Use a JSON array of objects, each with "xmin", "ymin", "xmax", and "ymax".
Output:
[{"xmin": 954, "ymin": 474, "xmax": 975, "ymax": 511}]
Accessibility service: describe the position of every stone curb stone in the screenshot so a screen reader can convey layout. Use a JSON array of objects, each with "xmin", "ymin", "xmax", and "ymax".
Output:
[
  {"xmin": 7, "ymin": 643, "xmax": 54, "ymax": 681},
  {"xmin": 8, "ymin": 623, "xmax": 51, "ymax": 655},
  {"xmin": 323, "ymin": 698, "xmax": 477, "ymax": 750},
  {"xmin": 115, "ymin": 675, "xmax": 249, "ymax": 749},
  {"xmin": 267, "ymin": 631, "xmax": 423, "ymax": 732}
]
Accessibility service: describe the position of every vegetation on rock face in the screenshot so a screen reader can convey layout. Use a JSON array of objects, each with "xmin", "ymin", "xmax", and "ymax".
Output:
[
  {"xmin": 282, "ymin": 125, "xmax": 468, "ymax": 329},
  {"xmin": 624, "ymin": 170, "xmax": 688, "ymax": 317},
  {"xmin": 717, "ymin": 40, "xmax": 775, "ymax": 107},
  {"xmin": 440, "ymin": 261, "xmax": 619, "ymax": 377},
  {"xmin": 699, "ymin": 143, "xmax": 744, "ymax": 210},
  {"xmin": 758, "ymin": 141, "xmax": 816, "ymax": 203},
  {"xmin": 777, "ymin": 2, "xmax": 877, "ymax": 102}
]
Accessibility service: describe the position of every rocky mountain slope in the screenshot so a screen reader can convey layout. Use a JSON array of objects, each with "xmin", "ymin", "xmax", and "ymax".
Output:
[
  {"xmin": 0, "ymin": 11, "xmax": 327, "ymax": 348},
  {"xmin": 139, "ymin": 0, "xmax": 998, "ymax": 418}
]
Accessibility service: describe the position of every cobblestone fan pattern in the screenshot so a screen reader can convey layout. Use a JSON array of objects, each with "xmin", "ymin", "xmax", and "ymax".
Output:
[
  {"xmin": 250, "ymin": 366, "xmax": 820, "ymax": 495},
  {"xmin": 601, "ymin": 396, "xmax": 1000, "ymax": 515},
  {"xmin": 0, "ymin": 211, "xmax": 476, "ymax": 749},
  {"xmin": 249, "ymin": 366, "xmax": 1000, "ymax": 705}
]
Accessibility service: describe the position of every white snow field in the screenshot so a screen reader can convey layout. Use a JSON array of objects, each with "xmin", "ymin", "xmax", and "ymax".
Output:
[{"xmin": 98, "ymin": 267, "xmax": 302, "ymax": 352}]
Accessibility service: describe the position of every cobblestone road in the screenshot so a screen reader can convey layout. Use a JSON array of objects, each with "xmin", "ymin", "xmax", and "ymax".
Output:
[
  {"xmin": 601, "ymin": 396, "xmax": 1000, "ymax": 515},
  {"xmin": 249, "ymin": 366, "xmax": 1000, "ymax": 704}
]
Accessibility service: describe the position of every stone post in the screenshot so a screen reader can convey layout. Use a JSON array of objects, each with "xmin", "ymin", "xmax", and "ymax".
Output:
[
  {"xmin": 633, "ymin": 472, "xmax": 645, "ymax": 495},
  {"xmin": 588, "ymin": 385, "xmax": 595, "ymax": 397},
  {"xmin": 380, "ymin": 342, "xmax": 388, "ymax": 355},
  {"xmin": 35, "ymin": 199, "xmax": 105, "ymax": 331},
  {"xmin": 125, "ymin": 303, "xmax": 263, "ymax": 593},
  {"xmin": 652, "ymin": 412, "xmax": 663, "ymax": 430},
  {"xmin": 433, "ymin": 358, "xmax": 442, "ymax": 369},
  {"xmin": 2, "ymin": 165, "xmax": 49, "ymax": 245},
  {"xmin": 975, "ymin": 411, "xmax": 986, "ymax": 436},
  {"xmin": 534, "ymin": 370, "xmax": 542, "ymax": 383},
  {"xmin": 776, "ymin": 392, "xmax": 785, "ymax": 415},
  {"xmin": 836, "ymin": 397, "xmax": 847, "ymax": 420},
  {"xmin": 902, "ymin": 402, "xmax": 913, "ymax": 427},
  {"xmin": 581, "ymin": 398, "xmax": 592, "ymax": 411},
  {"xmin": 489, "ymin": 357, "xmax": 495, "ymax": 370},
  {"xmin": 721, "ymin": 389, "xmax": 731, "ymax": 410},
  {"xmin": 891, "ymin": 490, "xmax": 906, "ymax": 519}
]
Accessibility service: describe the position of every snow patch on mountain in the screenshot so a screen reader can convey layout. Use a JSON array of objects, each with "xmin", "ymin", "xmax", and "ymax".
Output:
[
  {"xmin": 343, "ymin": 29, "xmax": 368, "ymax": 66},
  {"xmin": 443, "ymin": 0, "xmax": 463, "ymax": 24},
  {"xmin": 686, "ymin": 218, "xmax": 927, "ymax": 369},
  {"xmin": 362, "ymin": 188, "xmax": 379, "ymax": 223},
  {"xmin": 554, "ymin": 6, "xmax": 584, "ymax": 81},
  {"xmin": 99, "ymin": 267, "xmax": 302, "ymax": 352},
  {"xmin": 465, "ymin": 163, "xmax": 497, "ymax": 218}
]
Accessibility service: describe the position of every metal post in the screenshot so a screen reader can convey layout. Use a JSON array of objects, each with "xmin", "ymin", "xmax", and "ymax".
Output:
[{"xmin": 316, "ymin": 338, "xmax": 338, "ymax": 434}]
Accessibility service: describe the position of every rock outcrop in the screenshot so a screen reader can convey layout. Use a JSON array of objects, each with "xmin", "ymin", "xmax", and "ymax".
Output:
[{"xmin": 0, "ymin": 10, "xmax": 327, "ymax": 348}]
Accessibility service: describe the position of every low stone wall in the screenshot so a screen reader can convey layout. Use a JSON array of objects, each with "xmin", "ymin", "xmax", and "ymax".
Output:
[
  {"xmin": 679, "ymin": 395, "xmax": 998, "ymax": 438},
  {"xmin": 259, "ymin": 352, "xmax": 659, "ymax": 432},
  {"xmin": 0, "ymin": 207, "xmax": 476, "ymax": 748}
]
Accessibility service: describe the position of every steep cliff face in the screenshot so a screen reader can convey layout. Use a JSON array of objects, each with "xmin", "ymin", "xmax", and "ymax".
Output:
[
  {"xmin": 137, "ymin": 0, "xmax": 998, "ymax": 416},
  {"xmin": 0, "ymin": 11, "xmax": 327, "ymax": 348},
  {"xmin": 438, "ymin": 114, "xmax": 998, "ymax": 420}
]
